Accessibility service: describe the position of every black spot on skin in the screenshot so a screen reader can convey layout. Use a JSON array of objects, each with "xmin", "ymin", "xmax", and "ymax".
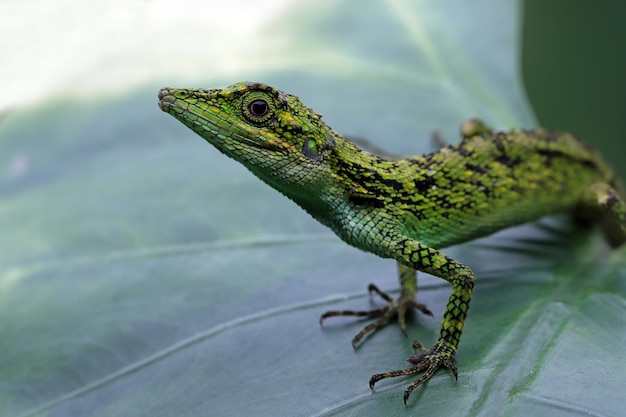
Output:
[
  {"xmin": 494, "ymin": 133, "xmax": 507, "ymax": 149},
  {"xmin": 455, "ymin": 143, "xmax": 474, "ymax": 157},
  {"xmin": 580, "ymin": 159, "xmax": 599, "ymax": 170},
  {"xmin": 382, "ymin": 178, "xmax": 404, "ymax": 190},
  {"xmin": 490, "ymin": 135, "xmax": 522, "ymax": 168},
  {"xmin": 465, "ymin": 162, "xmax": 487, "ymax": 174},
  {"xmin": 414, "ymin": 175, "xmax": 437, "ymax": 194},
  {"xmin": 495, "ymin": 154, "xmax": 522, "ymax": 168},
  {"xmin": 349, "ymin": 193, "xmax": 384, "ymax": 207},
  {"xmin": 286, "ymin": 125, "xmax": 304, "ymax": 135},
  {"xmin": 536, "ymin": 149, "xmax": 565, "ymax": 159},
  {"xmin": 408, "ymin": 156, "xmax": 429, "ymax": 165},
  {"xmin": 536, "ymin": 148, "xmax": 598, "ymax": 170}
]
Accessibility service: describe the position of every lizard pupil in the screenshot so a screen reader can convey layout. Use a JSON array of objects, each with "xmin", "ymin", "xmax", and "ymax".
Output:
[{"xmin": 248, "ymin": 100, "xmax": 270, "ymax": 118}]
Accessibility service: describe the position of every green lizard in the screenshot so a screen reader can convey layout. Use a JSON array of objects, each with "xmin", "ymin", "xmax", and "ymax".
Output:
[{"xmin": 157, "ymin": 82, "xmax": 626, "ymax": 404}]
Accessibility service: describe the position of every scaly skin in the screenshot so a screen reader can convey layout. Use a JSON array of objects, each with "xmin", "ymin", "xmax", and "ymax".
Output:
[{"xmin": 158, "ymin": 82, "xmax": 626, "ymax": 404}]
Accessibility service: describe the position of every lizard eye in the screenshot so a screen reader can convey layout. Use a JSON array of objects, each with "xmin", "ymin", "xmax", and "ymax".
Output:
[{"xmin": 248, "ymin": 100, "xmax": 270, "ymax": 118}]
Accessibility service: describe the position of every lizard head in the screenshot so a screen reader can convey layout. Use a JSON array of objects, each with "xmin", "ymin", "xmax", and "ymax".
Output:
[{"xmin": 158, "ymin": 82, "xmax": 339, "ymax": 197}]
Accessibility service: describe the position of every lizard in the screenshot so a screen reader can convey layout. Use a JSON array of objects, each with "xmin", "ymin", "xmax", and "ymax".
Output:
[{"xmin": 157, "ymin": 81, "xmax": 626, "ymax": 404}]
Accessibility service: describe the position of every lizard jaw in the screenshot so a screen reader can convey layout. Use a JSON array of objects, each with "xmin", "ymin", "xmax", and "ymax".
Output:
[{"xmin": 158, "ymin": 88, "xmax": 279, "ymax": 153}]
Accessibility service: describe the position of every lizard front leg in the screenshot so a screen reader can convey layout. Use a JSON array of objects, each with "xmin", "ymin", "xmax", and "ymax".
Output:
[
  {"xmin": 319, "ymin": 263, "xmax": 433, "ymax": 348},
  {"xmin": 369, "ymin": 238, "xmax": 476, "ymax": 404}
]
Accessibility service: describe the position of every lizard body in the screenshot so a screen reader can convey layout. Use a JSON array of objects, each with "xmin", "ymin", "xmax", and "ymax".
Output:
[{"xmin": 158, "ymin": 82, "xmax": 626, "ymax": 404}]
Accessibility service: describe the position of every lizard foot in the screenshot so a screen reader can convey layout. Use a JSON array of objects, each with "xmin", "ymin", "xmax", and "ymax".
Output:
[
  {"xmin": 369, "ymin": 340, "xmax": 458, "ymax": 405},
  {"xmin": 319, "ymin": 283, "xmax": 433, "ymax": 348}
]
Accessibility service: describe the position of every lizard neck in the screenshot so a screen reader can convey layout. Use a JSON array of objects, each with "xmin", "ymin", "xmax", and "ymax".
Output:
[{"xmin": 266, "ymin": 135, "xmax": 398, "ymax": 230}]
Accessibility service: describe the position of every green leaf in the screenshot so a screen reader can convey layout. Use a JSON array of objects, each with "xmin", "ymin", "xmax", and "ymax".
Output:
[{"xmin": 1, "ymin": 1, "xmax": 625, "ymax": 416}]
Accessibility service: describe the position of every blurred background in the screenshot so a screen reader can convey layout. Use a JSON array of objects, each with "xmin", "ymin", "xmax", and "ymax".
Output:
[
  {"xmin": 523, "ymin": 0, "xmax": 626, "ymax": 180},
  {"xmin": 3, "ymin": 1, "xmax": 625, "ymax": 177}
]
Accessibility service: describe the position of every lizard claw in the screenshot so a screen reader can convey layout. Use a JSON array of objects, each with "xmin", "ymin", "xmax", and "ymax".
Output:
[
  {"xmin": 369, "ymin": 340, "xmax": 457, "ymax": 405},
  {"xmin": 319, "ymin": 283, "xmax": 432, "ymax": 348}
]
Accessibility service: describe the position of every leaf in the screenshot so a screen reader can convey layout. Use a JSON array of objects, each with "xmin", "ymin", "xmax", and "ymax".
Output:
[{"xmin": 1, "ymin": 1, "xmax": 625, "ymax": 416}]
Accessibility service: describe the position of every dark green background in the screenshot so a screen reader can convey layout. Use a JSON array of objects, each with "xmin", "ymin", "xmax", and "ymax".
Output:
[{"xmin": 523, "ymin": 0, "xmax": 626, "ymax": 180}]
